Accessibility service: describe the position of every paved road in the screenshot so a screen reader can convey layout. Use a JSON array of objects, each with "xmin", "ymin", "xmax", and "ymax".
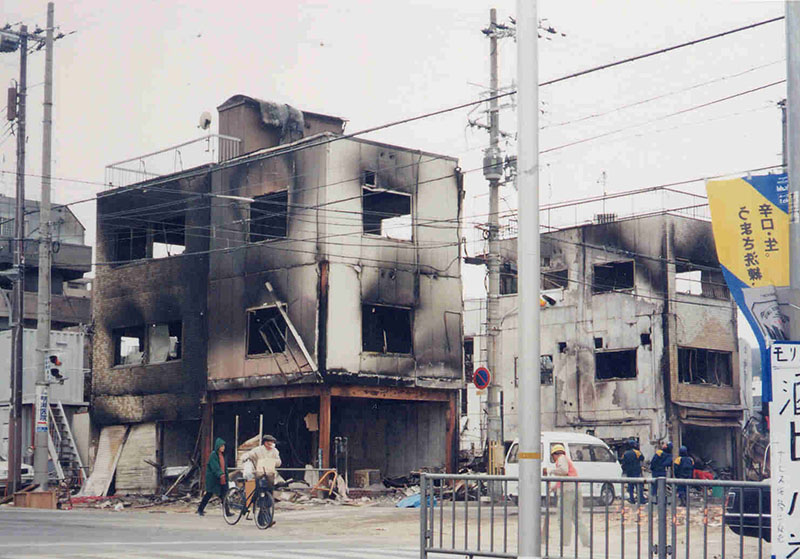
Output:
[{"xmin": 0, "ymin": 506, "xmax": 428, "ymax": 559}]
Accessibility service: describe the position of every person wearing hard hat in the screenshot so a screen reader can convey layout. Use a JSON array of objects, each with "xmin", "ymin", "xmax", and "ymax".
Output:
[{"xmin": 550, "ymin": 443, "xmax": 590, "ymax": 549}]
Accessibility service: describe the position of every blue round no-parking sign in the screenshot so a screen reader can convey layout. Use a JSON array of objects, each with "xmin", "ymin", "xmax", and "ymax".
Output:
[{"xmin": 473, "ymin": 367, "xmax": 491, "ymax": 390}]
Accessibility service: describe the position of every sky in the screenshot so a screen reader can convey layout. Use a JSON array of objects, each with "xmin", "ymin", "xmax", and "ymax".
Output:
[{"xmin": 0, "ymin": 0, "xmax": 790, "ymax": 345}]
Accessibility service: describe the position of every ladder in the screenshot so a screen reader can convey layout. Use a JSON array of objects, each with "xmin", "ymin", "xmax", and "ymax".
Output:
[{"xmin": 48, "ymin": 401, "xmax": 87, "ymax": 483}]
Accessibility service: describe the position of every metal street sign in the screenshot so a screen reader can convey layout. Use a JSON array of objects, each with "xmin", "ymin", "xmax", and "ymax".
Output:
[
  {"xmin": 473, "ymin": 367, "xmax": 491, "ymax": 390},
  {"xmin": 770, "ymin": 341, "xmax": 800, "ymax": 556},
  {"xmin": 35, "ymin": 385, "xmax": 48, "ymax": 433}
]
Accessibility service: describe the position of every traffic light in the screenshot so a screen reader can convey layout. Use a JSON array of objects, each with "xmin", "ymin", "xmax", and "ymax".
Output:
[{"xmin": 47, "ymin": 353, "xmax": 63, "ymax": 383}]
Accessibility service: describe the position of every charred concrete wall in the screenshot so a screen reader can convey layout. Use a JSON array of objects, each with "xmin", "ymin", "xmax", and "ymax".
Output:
[
  {"xmin": 482, "ymin": 214, "xmax": 739, "ymax": 458},
  {"xmin": 205, "ymin": 134, "xmax": 463, "ymax": 392},
  {"xmin": 218, "ymin": 95, "xmax": 346, "ymax": 156},
  {"xmin": 93, "ymin": 177, "xmax": 210, "ymax": 425},
  {"xmin": 206, "ymin": 138, "xmax": 328, "ymax": 389},
  {"xmin": 323, "ymin": 139, "xmax": 463, "ymax": 387}
]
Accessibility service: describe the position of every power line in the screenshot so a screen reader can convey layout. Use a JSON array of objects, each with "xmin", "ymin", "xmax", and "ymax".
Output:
[
  {"xmin": 542, "ymin": 80, "xmax": 785, "ymax": 154},
  {"xmin": 541, "ymin": 59, "xmax": 783, "ymax": 130},
  {"xmin": 540, "ymin": 15, "xmax": 784, "ymax": 88}
]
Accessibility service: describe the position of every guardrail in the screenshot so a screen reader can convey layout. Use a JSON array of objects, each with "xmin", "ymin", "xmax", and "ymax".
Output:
[
  {"xmin": 420, "ymin": 473, "xmax": 770, "ymax": 559},
  {"xmin": 104, "ymin": 134, "xmax": 241, "ymax": 188}
]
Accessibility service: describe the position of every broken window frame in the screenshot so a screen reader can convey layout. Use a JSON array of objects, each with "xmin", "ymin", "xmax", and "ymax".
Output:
[
  {"xmin": 594, "ymin": 348, "xmax": 637, "ymax": 381},
  {"xmin": 249, "ymin": 190, "xmax": 289, "ymax": 243},
  {"xmin": 362, "ymin": 186, "xmax": 413, "ymax": 242},
  {"xmin": 112, "ymin": 322, "xmax": 182, "ymax": 366},
  {"xmin": 150, "ymin": 214, "xmax": 187, "ymax": 260},
  {"xmin": 514, "ymin": 355, "xmax": 554, "ymax": 387},
  {"xmin": 675, "ymin": 269, "xmax": 703, "ymax": 296},
  {"xmin": 677, "ymin": 346, "xmax": 733, "ymax": 386},
  {"xmin": 540, "ymin": 354, "xmax": 554, "ymax": 386},
  {"xmin": 113, "ymin": 326, "xmax": 146, "ymax": 366},
  {"xmin": 500, "ymin": 272, "xmax": 518, "ymax": 295},
  {"xmin": 111, "ymin": 226, "xmax": 148, "ymax": 264},
  {"xmin": 592, "ymin": 260, "xmax": 635, "ymax": 294},
  {"xmin": 542, "ymin": 269, "xmax": 569, "ymax": 290},
  {"xmin": 147, "ymin": 321, "xmax": 182, "ymax": 363},
  {"xmin": 361, "ymin": 304, "xmax": 414, "ymax": 355},
  {"xmin": 246, "ymin": 305, "xmax": 289, "ymax": 358},
  {"xmin": 464, "ymin": 337, "xmax": 474, "ymax": 382}
]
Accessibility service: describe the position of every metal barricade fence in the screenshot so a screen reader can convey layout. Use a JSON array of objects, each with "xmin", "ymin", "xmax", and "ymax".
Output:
[{"xmin": 420, "ymin": 473, "xmax": 770, "ymax": 559}]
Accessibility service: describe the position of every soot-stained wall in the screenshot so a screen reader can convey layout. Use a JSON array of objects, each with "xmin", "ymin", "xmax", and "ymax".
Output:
[
  {"xmin": 93, "ymin": 176, "xmax": 210, "ymax": 425},
  {"xmin": 483, "ymin": 214, "xmax": 739, "ymax": 458}
]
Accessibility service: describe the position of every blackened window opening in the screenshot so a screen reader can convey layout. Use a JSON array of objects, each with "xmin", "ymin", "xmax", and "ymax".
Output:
[
  {"xmin": 542, "ymin": 269, "xmax": 569, "ymax": 290},
  {"xmin": 678, "ymin": 347, "xmax": 732, "ymax": 386},
  {"xmin": 152, "ymin": 215, "xmax": 186, "ymax": 258},
  {"xmin": 464, "ymin": 338, "xmax": 474, "ymax": 381},
  {"xmin": 247, "ymin": 307, "xmax": 288, "ymax": 356},
  {"xmin": 148, "ymin": 321, "xmax": 182, "ymax": 363},
  {"xmin": 113, "ymin": 326, "xmax": 146, "ymax": 366},
  {"xmin": 112, "ymin": 227, "xmax": 147, "ymax": 262},
  {"xmin": 595, "ymin": 349, "xmax": 637, "ymax": 380},
  {"xmin": 362, "ymin": 188, "xmax": 412, "ymax": 241},
  {"xmin": 593, "ymin": 261, "xmax": 634, "ymax": 293},
  {"xmin": 250, "ymin": 191, "xmax": 289, "ymax": 242},
  {"xmin": 500, "ymin": 272, "xmax": 517, "ymax": 295},
  {"xmin": 541, "ymin": 354, "xmax": 554, "ymax": 385},
  {"xmin": 362, "ymin": 305, "xmax": 413, "ymax": 354}
]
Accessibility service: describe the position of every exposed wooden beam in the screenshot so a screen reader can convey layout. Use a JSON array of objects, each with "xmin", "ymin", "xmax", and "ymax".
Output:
[
  {"xmin": 209, "ymin": 384, "xmax": 323, "ymax": 403},
  {"xmin": 446, "ymin": 392, "xmax": 458, "ymax": 473},
  {"xmin": 319, "ymin": 388, "xmax": 331, "ymax": 469},
  {"xmin": 329, "ymin": 385, "xmax": 451, "ymax": 402}
]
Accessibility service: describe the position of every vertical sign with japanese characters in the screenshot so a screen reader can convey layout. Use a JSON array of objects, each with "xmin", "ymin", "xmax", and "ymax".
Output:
[
  {"xmin": 35, "ymin": 384, "xmax": 48, "ymax": 434},
  {"xmin": 770, "ymin": 341, "xmax": 800, "ymax": 557},
  {"xmin": 708, "ymin": 173, "xmax": 789, "ymax": 402}
]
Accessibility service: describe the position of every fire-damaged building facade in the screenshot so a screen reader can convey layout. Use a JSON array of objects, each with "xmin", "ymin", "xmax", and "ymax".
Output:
[
  {"xmin": 92, "ymin": 95, "xmax": 463, "ymax": 492},
  {"xmin": 466, "ymin": 212, "xmax": 744, "ymax": 476}
]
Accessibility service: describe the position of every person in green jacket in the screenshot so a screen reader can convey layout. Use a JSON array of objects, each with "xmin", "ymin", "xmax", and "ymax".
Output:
[{"xmin": 197, "ymin": 437, "xmax": 228, "ymax": 516}]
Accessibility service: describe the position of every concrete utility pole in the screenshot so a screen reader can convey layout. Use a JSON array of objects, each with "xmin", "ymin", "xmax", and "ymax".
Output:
[
  {"xmin": 34, "ymin": 2, "xmax": 55, "ymax": 489},
  {"xmin": 788, "ymin": 3, "xmax": 800, "ymax": 341},
  {"xmin": 8, "ymin": 25, "xmax": 28, "ymax": 497},
  {"xmin": 516, "ymin": 0, "xmax": 541, "ymax": 557},
  {"xmin": 780, "ymin": 98, "xmax": 788, "ymax": 171},
  {"xmin": 484, "ymin": 7, "xmax": 505, "ymax": 469}
]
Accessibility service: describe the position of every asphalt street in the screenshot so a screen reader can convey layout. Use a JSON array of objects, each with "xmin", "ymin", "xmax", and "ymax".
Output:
[{"xmin": 0, "ymin": 505, "xmax": 428, "ymax": 559}]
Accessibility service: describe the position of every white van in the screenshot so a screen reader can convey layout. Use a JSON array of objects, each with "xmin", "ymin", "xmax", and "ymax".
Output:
[{"xmin": 504, "ymin": 431, "xmax": 623, "ymax": 505}]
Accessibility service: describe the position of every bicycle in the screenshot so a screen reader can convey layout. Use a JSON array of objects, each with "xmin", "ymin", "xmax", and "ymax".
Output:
[{"xmin": 223, "ymin": 476, "xmax": 285, "ymax": 529}]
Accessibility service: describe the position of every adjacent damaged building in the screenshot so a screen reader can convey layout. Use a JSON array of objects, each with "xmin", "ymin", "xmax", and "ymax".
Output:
[
  {"xmin": 93, "ymin": 95, "xmax": 464, "ymax": 492},
  {"xmin": 465, "ymin": 212, "xmax": 743, "ymax": 476}
]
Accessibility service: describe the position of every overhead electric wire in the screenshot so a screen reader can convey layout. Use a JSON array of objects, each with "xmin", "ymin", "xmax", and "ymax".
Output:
[
  {"xmin": 539, "ymin": 15, "xmax": 784, "ymax": 88},
  {"xmin": 541, "ymin": 59, "xmax": 783, "ymax": 130},
  {"xmin": 2, "ymin": 15, "xmax": 783, "ymax": 200},
  {"xmin": 541, "ymin": 79, "xmax": 785, "ymax": 154}
]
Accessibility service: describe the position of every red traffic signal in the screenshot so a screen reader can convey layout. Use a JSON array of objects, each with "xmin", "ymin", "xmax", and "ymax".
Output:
[{"xmin": 48, "ymin": 354, "xmax": 63, "ymax": 380}]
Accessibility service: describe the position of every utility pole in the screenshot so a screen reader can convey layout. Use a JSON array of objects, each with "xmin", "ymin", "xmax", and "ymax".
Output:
[
  {"xmin": 516, "ymin": 0, "xmax": 541, "ymax": 557},
  {"xmin": 8, "ymin": 25, "xmax": 28, "ymax": 497},
  {"xmin": 780, "ymin": 98, "xmax": 788, "ymax": 171},
  {"xmin": 483, "ymin": 7, "xmax": 505, "ymax": 471},
  {"xmin": 34, "ymin": 2, "xmax": 55, "ymax": 490},
  {"xmin": 787, "ymin": 2, "xmax": 800, "ymax": 341}
]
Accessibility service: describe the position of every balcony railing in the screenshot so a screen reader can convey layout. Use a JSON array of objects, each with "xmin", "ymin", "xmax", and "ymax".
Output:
[{"xmin": 104, "ymin": 134, "xmax": 241, "ymax": 188}]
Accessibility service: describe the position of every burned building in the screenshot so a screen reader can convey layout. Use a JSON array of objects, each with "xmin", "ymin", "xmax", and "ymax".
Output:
[
  {"xmin": 465, "ymin": 212, "xmax": 743, "ymax": 476},
  {"xmin": 92, "ymin": 95, "xmax": 463, "ymax": 492}
]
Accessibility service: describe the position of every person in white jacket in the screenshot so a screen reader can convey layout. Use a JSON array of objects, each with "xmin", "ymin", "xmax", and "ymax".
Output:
[{"xmin": 241, "ymin": 435, "xmax": 282, "ymax": 486}]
